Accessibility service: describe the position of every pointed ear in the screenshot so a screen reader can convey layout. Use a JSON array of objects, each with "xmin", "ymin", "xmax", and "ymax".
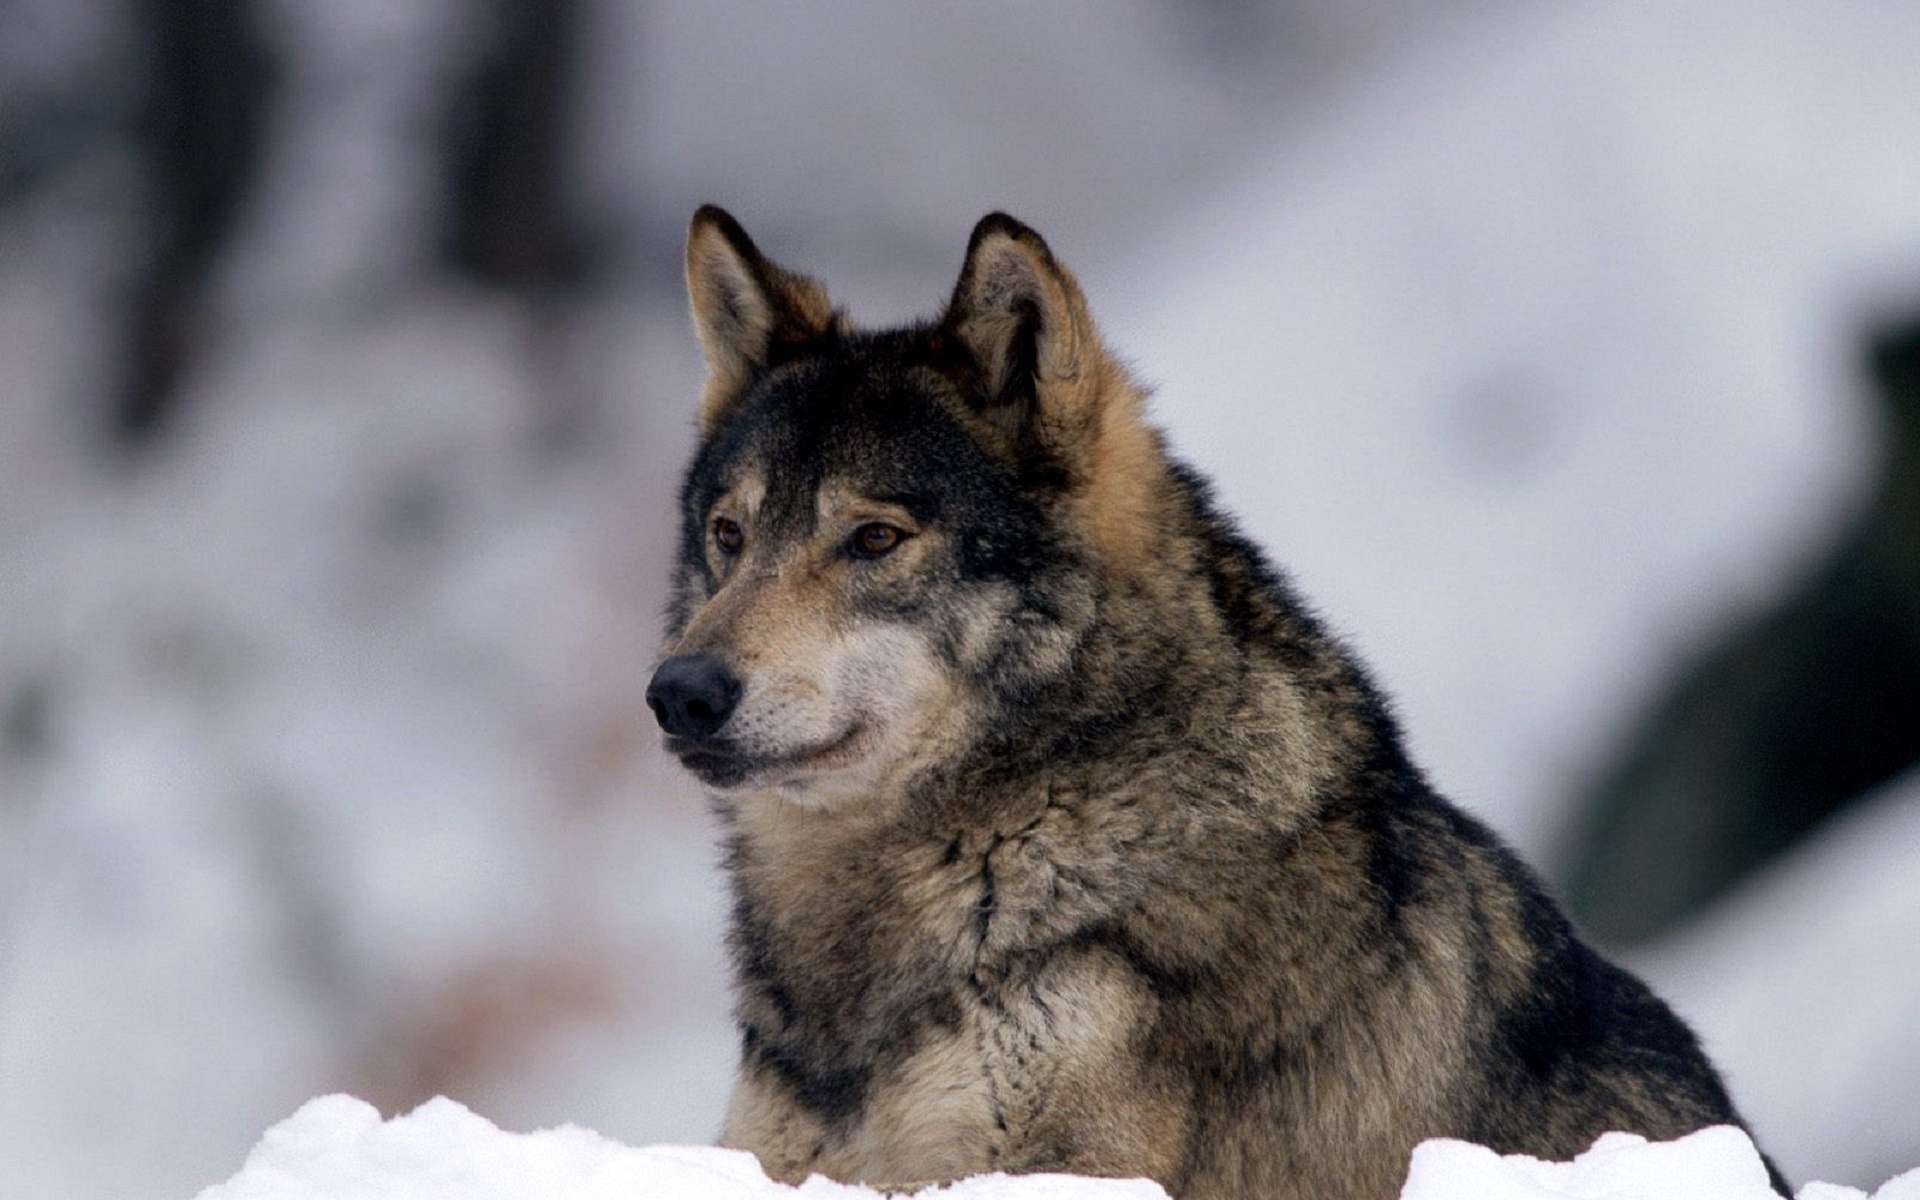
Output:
[
  {"xmin": 685, "ymin": 205, "xmax": 835, "ymax": 431},
  {"xmin": 942, "ymin": 213, "xmax": 1102, "ymax": 452}
]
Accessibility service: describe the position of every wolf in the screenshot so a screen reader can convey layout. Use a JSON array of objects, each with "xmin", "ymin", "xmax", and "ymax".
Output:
[{"xmin": 645, "ymin": 206, "xmax": 1784, "ymax": 1200}]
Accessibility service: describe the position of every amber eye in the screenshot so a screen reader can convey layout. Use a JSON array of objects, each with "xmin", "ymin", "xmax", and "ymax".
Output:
[
  {"xmin": 851, "ymin": 522, "xmax": 905, "ymax": 559},
  {"xmin": 713, "ymin": 517, "xmax": 744, "ymax": 553}
]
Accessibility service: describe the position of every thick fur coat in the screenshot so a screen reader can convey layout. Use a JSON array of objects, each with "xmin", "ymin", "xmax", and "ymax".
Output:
[{"xmin": 646, "ymin": 207, "xmax": 1782, "ymax": 1200}]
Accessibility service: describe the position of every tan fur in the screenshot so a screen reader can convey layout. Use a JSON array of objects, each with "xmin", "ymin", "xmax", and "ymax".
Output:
[
  {"xmin": 945, "ymin": 224, "xmax": 1186, "ymax": 577},
  {"xmin": 668, "ymin": 477, "xmax": 977, "ymax": 809},
  {"xmin": 1074, "ymin": 369, "xmax": 1167, "ymax": 574}
]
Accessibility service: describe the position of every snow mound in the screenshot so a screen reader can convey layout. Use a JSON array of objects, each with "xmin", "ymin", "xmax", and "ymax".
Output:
[
  {"xmin": 1404, "ymin": 1127, "xmax": 1920, "ymax": 1200},
  {"xmin": 194, "ymin": 1095, "xmax": 1171, "ymax": 1200},
  {"xmin": 199, "ymin": 1097, "xmax": 1920, "ymax": 1200}
]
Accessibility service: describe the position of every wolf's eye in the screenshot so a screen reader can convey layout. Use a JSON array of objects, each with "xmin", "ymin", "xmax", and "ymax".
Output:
[
  {"xmin": 850, "ymin": 522, "xmax": 905, "ymax": 559},
  {"xmin": 713, "ymin": 517, "xmax": 744, "ymax": 553}
]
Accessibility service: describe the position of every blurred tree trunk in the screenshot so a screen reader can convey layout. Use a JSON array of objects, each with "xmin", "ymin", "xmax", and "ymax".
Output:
[
  {"xmin": 436, "ymin": 0, "xmax": 599, "ymax": 453},
  {"xmin": 117, "ymin": 0, "xmax": 273, "ymax": 444},
  {"xmin": 437, "ymin": 0, "xmax": 585, "ymax": 296}
]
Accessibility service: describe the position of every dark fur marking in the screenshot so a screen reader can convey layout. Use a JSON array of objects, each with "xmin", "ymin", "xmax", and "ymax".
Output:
[
  {"xmin": 975, "ymin": 833, "xmax": 1005, "ymax": 946},
  {"xmin": 1060, "ymin": 920, "xmax": 1211, "ymax": 1003},
  {"xmin": 748, "ymin": 1036, "xmax": 872, "ymax": 1125}
]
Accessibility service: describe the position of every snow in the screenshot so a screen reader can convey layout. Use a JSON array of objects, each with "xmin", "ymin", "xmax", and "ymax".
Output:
[
  {"xmin": 1405, "ymin": 1129, "xmax": 1920, "ymax": 1200},
  {"xmin": 196, "ymin": 1096, "xmax": 1171, "ymax": 1200},
  {"xmin": 200, "ymin": 1100, "xmax": 1920, "ymax": 1200}
]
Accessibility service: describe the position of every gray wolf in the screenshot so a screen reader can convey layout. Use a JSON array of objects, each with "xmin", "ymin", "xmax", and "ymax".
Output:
[{"xmin": 645, "ymin": 206, "xmax": 1784, "ymax": 1199}]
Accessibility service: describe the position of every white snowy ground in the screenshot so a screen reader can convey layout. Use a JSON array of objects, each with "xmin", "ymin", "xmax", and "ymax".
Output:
[
  {"xmin": 198, "ymin": 1096, "xmax": 1169, "ymax": 1200},
  {"xmin": 199, "ymin": 1097, "xmax": 1920, "ymax": 1200}
]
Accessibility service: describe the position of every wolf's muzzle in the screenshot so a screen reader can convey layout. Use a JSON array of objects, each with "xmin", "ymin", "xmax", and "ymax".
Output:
[{"xmin": 646, "ymin": 653, "xmax": 742, "ymax": 740}]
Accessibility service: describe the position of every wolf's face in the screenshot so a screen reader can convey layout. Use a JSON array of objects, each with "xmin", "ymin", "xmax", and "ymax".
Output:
[
  {"xmin": 660, "ymin": 352, "xmax": 1057, "ymax": 802},
  {"xmin": 649, "ymin": 208, "xmax": 1140, "ymax": 806}
]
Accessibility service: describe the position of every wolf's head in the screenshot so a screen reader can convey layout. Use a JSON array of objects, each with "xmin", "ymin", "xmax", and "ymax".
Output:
[{"xmin": 649, "ymin": 207, "xmax": 1172, "ymax": 806}]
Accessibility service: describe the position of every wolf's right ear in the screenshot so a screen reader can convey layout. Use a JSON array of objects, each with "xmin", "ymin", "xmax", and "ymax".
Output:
[{"xmin": 685, "ymin": 206, "xmax": 835, "ymax": 432}]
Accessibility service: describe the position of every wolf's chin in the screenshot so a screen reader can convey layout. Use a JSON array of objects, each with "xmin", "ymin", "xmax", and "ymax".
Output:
[{"xmin": 668, "ymin": 722, "xmax": 869, "ymax": 793}]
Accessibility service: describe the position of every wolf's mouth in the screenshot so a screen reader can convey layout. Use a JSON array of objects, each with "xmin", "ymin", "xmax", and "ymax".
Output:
[{"xmin": 664, "ymin": 723, "xmax": 867, "ymax": 789}]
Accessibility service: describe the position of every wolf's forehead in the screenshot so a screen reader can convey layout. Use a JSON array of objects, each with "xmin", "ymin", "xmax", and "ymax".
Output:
[
  {"xmin": 695, "ymin": 351, "xmax": 998, "ymax": 536},
  {"xmin": 734, "ymin": 394, "xmax": 965, "ymax": 493},
  {"xmin": 733, "ymin": 460, "xmax": 927, "ymax": 527},
  {"xmin": 710, "ymin": 439, "xmax": 884, "ymax": 521}
]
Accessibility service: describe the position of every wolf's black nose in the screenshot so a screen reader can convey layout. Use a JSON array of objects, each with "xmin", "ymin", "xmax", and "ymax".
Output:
[{"xmin": 646, "ymin": 653, "xmax": 742, "ymax": 740}]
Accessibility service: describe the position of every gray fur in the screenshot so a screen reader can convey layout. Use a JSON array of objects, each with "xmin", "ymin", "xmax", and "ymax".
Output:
[{"xmin": 653, "ymin": 208, "xmax": 1782, "ymax": 1199}]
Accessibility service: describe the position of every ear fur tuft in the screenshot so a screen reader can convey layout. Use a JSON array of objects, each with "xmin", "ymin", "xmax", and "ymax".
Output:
[
  {"xmin": 685, "ymin": 206, "xmax": 835, "ymax": 432},
  {"xmin": 943, "ymin": 212, "xmax": 1102, "ymax": 454}
]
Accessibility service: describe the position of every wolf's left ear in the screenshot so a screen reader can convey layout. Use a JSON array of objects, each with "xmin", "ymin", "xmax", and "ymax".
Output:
[
  {"xmin": 942, "ymin": 213, "xmax": 1104, "ymax": 452},
  {"xmin": 686, "ymin": 205, "xmax": 836, "ymax": 431}
]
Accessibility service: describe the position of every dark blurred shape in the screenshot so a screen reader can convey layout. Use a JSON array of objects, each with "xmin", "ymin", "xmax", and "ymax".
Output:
[
  {"xmin": 1564, "ymin": 313, "xmax": 1920, "ymax": 945},
  {"xmin": 437, "ymin": 0, "xmax": 586, "ymax": 295},
  {"xmin": 116, "ymin": 0, "xmax": 274, "ymax": 444},
  {"xmin": 0, "ymin": 43, "xmax": 120, "ymax": 206},
  {"xmin": 434, "ymin": 0, "xmax": 599, "ymax": 455},
  {"xmin": 3, "ymin": 674, "xmax": 54, "ymax": 764}
]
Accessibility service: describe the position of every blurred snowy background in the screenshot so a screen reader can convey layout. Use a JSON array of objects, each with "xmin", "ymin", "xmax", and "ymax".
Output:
[{"xmin": 2, "ymin": 2, "xmax": 1918, "ymax": 1197}]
